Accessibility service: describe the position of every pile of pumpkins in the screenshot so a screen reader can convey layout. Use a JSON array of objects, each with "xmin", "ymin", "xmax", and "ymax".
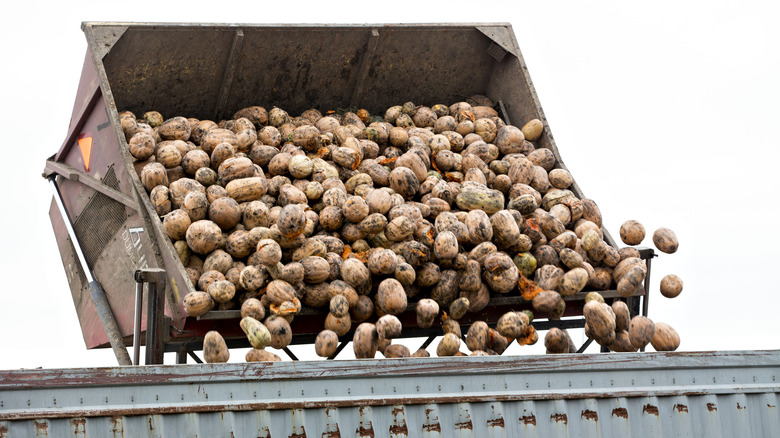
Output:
[{"xmin": 120, "ymin": 96, "xmax": 682, "ymax": 362}]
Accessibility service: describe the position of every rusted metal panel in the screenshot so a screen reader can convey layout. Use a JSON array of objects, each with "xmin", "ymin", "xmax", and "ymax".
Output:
[
  {"xmin": 0, "ymin": 388, "xmax": 776, "ymax": 438},
  {"xmin": 1, "ymin": 351, "xmax": 779, "ymax": 436}
]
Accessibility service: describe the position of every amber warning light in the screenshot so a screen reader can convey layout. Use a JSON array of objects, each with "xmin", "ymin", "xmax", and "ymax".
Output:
[{"xmin": 77, "ymin": 133, "xmax": 93, "ymax": 172}]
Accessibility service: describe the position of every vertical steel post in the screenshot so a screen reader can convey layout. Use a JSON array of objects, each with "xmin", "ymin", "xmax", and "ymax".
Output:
[
  {"xmin": 134, "ymin": 268, "xmax": 166, "ymax": 365},
  {"xmin": 176, "ymin": 345, "xmax": 187, "ymax": 364},
  {"xmin": 145, "ymin": 280, "xmax": 159, "ymax": 365},
  {"xmin": 49, "ymin": 177, "xmax": 132, "ymax": 366},
  {"xmin": 643, "ymin": 256, "xmax": 653, "ymax": 317},
  {"xmin": 133, "ymin": 281, "xmax": 143, "ymax": 365}
]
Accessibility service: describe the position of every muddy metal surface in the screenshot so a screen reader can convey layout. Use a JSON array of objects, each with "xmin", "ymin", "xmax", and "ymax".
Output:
[{"xmin": 1, "ymin": 350, "xmax": 778, "ymax": 436}]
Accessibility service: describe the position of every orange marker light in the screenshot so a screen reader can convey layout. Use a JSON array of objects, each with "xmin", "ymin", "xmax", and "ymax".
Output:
[{"xmin": 77, "ymin": 135, "xmax": 93, "ymax": 172}]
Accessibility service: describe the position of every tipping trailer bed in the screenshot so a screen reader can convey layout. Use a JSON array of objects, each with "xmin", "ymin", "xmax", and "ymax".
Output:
[{"xmin": 44, "ymin": 22, "xmax": 653, "ymax": 364}]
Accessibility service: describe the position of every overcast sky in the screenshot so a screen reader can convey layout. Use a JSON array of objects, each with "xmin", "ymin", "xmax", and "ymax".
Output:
[{"xmin": 1, "ymin": 1, "xmax": 778, "ymax": 369}]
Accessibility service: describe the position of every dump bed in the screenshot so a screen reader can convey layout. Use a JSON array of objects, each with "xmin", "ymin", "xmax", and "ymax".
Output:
[{"xmin": 44, "ymin": 22, "xmax": 652, "ymax": 362}]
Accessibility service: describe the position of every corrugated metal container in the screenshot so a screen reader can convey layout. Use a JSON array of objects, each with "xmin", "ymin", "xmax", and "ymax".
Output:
[
  {"xmin": 1, "ymin": 350, "xmax": 778, "ymax": 437},
  {"xmin": 43, "ymin": 22, "xmax": 654, "ymax": 363}
]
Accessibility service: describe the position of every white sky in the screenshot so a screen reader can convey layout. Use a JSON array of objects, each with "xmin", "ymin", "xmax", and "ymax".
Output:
[{"xmin": 1, "ymin": 1, "xmax": 778, "ymax": 369}]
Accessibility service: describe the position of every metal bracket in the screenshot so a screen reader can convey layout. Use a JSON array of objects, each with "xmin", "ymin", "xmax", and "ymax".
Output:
[
  {"xmin": 174, "ymin": 345, "xmax": 204, "ymax": 364},
  {"xmin": 418, "ymin": 335, "xmax": 437, "ymax": 353},
  {"xmin": 282, "ymin": 347, "xmax": 299, "ymax": 361},
  {"xmin": 44, "ymin": 160, "xmax": 137, "ymax": 210},
  {"xmin": 83, "ymin": 23, "xmax": 128, "ymax": 60},
  {"xmin": 326, "ymin": 341, "xmax": 349, "ymax": 360},
  {"xmin": 476, "ymin": 25, "xmax": 519, "ymax": 59},
  {"xmin": 135, "ymin": 268, "xmax": 166, "ymax": 284},
  {"xmin": 577, "ymin": 338, "xmax": 594, "ymax": 353},
  {"xmin": 187, "ymin": 350, "xmax": 203, "ymax": 364}
]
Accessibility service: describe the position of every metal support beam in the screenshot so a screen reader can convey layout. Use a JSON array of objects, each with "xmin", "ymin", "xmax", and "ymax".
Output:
[
  {"xmin": 175, "ymin": 346, "xmax": 187, "ymax": 364},
  {"xmin": 418, "ymin": 335, "xmax": 437, "ymax": 352},
  {"xmin": 577, "ymin": 338, "xmax": 594, "ymax": 353},
  {"xmin": 188, "ymin": 351, "xmax": 203, "ymax": 364},
  {"xmin": 282, "ymin": 347, "xmax": 299, "ymax": 361},
  {"xmin": 642, "ymin": 252, "xmax": 655, "ymax": 318},
  {"xmin": 44, "ymin": 160, "xmax": 137, "ymax": 209},
  {"xmin": 135, "ymin": 268, "xmax": 166, "ymax": 365},
  {"xmin": 133, "ymin": 281, "xmax": 144, "ymax": 365},
  {"xmin": 327, "ymin": 341, "xmax": 349, "ymax": 360}
]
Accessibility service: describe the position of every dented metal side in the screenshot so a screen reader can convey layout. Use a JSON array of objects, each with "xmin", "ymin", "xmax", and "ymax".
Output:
[{"xmin": 1, "ymin": 351, "xmax": 778, "ymax": 436}]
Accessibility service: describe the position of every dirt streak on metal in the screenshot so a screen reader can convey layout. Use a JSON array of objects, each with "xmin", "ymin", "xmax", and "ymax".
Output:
[
  {"xmin": 258, "ymin": 426, "xmax": 271, "ymax": 438},
  {"xmin": 109, "ymin": 415, "xmax": 123, "ymax": 430},
  {"xmin": 35, "ymin": 420, "xmax": 48, "ymax": 436}
]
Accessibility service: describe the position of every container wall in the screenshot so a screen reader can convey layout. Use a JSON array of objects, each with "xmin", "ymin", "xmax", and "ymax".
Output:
[
  {"xmin": 2, "ymin": 394, "xmax": 778, "ymax": 438},
  {"xmin": 1, "ymin": 351, "xmax": 778, "ymax": 436},
  {"xmin": 100, "ymin": 24, "xmax": 506, "ymax": 120}
]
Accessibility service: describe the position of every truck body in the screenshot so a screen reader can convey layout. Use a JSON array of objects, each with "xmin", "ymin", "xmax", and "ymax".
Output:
[{"xmin": 1, "ymin": 350, "xmax": 779, "ymax": 437}]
